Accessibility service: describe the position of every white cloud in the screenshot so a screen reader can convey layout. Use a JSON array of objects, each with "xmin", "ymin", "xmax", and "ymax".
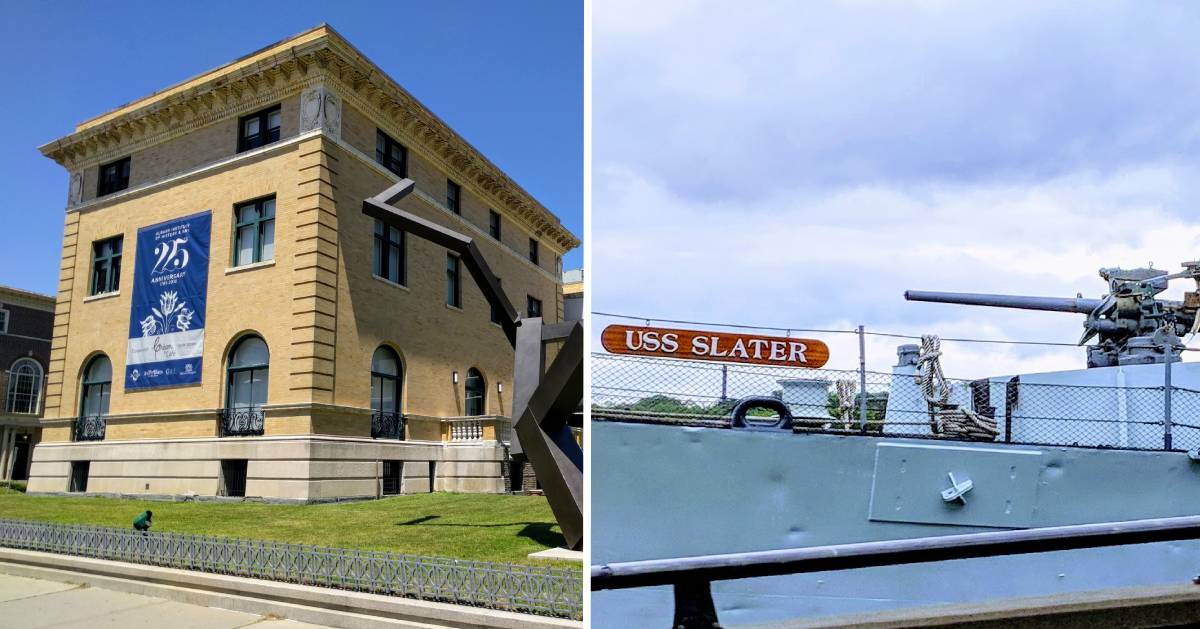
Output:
[
  {"xmin": 593, "ymin": 163, "xmax": 1200, "ymax": 377},
  {"xmin": 594, "ymin": 1, "xmax": 1200, "ymax": 200}
]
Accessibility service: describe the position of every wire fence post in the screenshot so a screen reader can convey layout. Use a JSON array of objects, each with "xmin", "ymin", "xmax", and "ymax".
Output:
[
  {"xmin": 858, "ymin": 325, "xmax": 868, "ymax": 431},
  {"xmin": 1165, "ymin": 356, "xmax": 1174, "ymax": 451},
  {"xmin": 721, "ymin": 365, "xmax": 728, "ymax": 402}
]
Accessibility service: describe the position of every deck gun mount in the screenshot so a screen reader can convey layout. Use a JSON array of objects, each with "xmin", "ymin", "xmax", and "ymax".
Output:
[{"xmin": 906, "ymin": 262, "xmax": 1200, "ymax": 368}]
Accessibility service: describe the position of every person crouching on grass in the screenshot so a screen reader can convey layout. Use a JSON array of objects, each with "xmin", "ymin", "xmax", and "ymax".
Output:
[{"xmin": 133, "ymin": 510, "xmax": 152, "ymax": 534}]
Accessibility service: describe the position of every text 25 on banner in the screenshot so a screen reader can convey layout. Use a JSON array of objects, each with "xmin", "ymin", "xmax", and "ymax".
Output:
[{"xmin": 601, "ymin": 325, "xmax": 829, "ymax": 368}]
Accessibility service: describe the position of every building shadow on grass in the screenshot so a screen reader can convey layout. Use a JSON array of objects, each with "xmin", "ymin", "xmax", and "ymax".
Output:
[{"xmin": 396, "ymin": 515, "xmax": 564, "ymax": 547}]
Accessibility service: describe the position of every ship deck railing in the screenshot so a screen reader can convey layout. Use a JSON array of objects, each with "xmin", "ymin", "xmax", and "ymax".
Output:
[{"xmin": 592, "ymin": 352, "xmax": 1200, "ymax": 454}]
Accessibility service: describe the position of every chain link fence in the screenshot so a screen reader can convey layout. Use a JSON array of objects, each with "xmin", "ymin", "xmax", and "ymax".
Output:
[
  {"xmin": 592, "ymin": 352, "xmax": 1200, "ymax": 453},
  {"xmin": 0, "ymin": 518, "xmax": 582, "ymax": 619}
]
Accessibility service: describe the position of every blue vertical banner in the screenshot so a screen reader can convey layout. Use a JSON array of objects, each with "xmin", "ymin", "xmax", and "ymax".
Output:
[{"xmin": 125, "ymin": 211, "xmax": 212, "ymax": 390}]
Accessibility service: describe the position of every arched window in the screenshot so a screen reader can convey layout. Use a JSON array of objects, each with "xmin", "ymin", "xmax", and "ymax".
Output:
[
  {"xmin": 371, "ymin": 346, "xmax": 401, "ymax": 415},
  {"xmin": 464, "ymin": 368, "xmax": 485, "ymax": 416},
  {"xmin": 6, "ymin": 358, "xmax": 42, "ymax": 414},
  {"xmin": 80, "ymin": 355, "xmax": 111, "ymax": 417},
  {"xmin": 226, "ymin": 336, "xmax": 269, "ymax": 408}
]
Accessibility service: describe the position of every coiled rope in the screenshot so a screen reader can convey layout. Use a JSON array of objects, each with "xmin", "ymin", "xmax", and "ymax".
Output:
[
  {"xmin": 915, "ymin": 335, "xmax": 998, "ymax": 441},
  {"xmin": 835, "ymin": 380, "xmax": 857, "ymax": 430}
]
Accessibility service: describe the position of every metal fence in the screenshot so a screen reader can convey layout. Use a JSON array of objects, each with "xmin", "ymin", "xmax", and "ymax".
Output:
[
  {"xmin": 591, "ymin": 352, "xmax": 1200, "ymax": 453},
  {"xmin": 0, "ymin": 518, "xmax": 581, "ymax": 619}
]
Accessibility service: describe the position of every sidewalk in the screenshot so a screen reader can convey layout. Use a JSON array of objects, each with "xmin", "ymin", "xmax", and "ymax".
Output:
[{"xmin": 0, "ymin": 572, "xmax": 335, "ymax": 629}]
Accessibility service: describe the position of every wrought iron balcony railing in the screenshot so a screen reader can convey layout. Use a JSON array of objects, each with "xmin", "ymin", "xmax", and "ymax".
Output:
[
  {"xmin": 220, "ymin": 407, "xmax": 264, "ymax": 437},
  {"xmin": 73, "ymin": 415, "xmax": 106, "ymax": 441},
  {"xmin": 371, "ymin": 410, "xmax": 405, "ymax": 440}
]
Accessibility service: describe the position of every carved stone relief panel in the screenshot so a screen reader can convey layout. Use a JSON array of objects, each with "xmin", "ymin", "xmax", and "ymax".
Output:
[{"xmin": 299, "ymin": 86, "xmax": 341, "ymax": 139}]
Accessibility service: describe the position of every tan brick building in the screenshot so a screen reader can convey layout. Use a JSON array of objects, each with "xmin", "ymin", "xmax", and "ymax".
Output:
[{"xmin": 30, "ymin": 25, "xmax": 579, "ymax": 501}]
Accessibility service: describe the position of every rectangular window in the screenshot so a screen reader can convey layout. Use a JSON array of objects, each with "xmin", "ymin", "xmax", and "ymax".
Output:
[
  {"xmin": 220, "ymin": 460, "xmax": 248, "ymax": 497},
  {"xmin": 446, "ymin": 254, "xmax": 461, "ymax": 308},
  {"xmin": 529, "ymin": 238, "xmax": 539, "ymax": 265},
  {"xmin": 373, "ymin": 219, "xmax": 405, "ymax": 284},
  {"xmin": 491, "ymin": 277, "xmax": 503, "ymax": 324},
  {"xmin": 375, "ymin": 130, "xmax": 407, "ymax": 177},
  {"xmin": 90, "ymin": 236, "xmax": 123, "ymax": 295},
  {"xmin": 69, "ymin": 461, "xmax": 89, "ymax": 493},
  {"xmin": 233, "ymin": 196, "xmax": 276, "ymax": 266},
  {"xmin": 447, "ymin": 180, "xmax": 461, "ymax": 215},
  {"xmin": 97, "ymin": 157, "xmax": 130, "ymax": 196},
  {"xmin": 527, "ymin": 295, "xmax": 543, "ymax": 319},
  {"xmin": 489, "ymin": 210, "xmax": 501, "ymax": 240},
  {"xmin": 0, "ymin": 309, "xmax": 7, "ymax": 334},
  {"xmin": 383, "ymin": 460, "xmax": 403, "ymax": 495},
  {"xmin": 238, "ymin": 105, "xmax": 282, "ymax": 152}
]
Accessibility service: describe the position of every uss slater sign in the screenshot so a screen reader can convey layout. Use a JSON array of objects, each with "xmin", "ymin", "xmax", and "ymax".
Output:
[{"xmin": 601, "ymin": 325, "xmax": 830, "ymax": 368}]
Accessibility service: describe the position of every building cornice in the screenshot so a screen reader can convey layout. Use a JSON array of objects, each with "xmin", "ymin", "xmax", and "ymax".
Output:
[
  {"xmin": 0, "ymin": 286, "xmax": 55, "ymax": 312},
  {"xmin": 61, "ymin": 129, "xmax": 562, "ymax": 281},
  {"xmin": 38, "ymin": 25, "xmax": 579, "ymax": 252}
]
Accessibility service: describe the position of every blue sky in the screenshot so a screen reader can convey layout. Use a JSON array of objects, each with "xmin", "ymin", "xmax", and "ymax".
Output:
[
  {"xmin": 593, "ymin": 1, "xmax": 1200, "ymax": 377},
  {"xmin": 0, "ymin": 1, "xmax": 583, "ymax": 295}
]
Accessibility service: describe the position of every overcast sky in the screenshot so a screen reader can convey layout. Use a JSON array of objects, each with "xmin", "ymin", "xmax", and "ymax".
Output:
[{"xmin": 592, "ymin": 0, "xmax": 1200, "ymax": 378}]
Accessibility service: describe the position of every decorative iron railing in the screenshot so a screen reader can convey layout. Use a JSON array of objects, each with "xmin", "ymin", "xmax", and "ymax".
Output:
[
  {"xmin": 220, "ymin": 407, "xmax": 264, "ymax": 436},
  {"xmin": 449, "ymin": 418, "xmax": 484, "ymax": 441},
  {"xmin": 371, "ymin": 410, "xmax": 405, "ymax": 440},
  {"xmin": 73, "ymin": 415, "xmax": 106, "ymax": 441},
  {"xmin": 0, "ymin": 518, "xmax": 581, "ymax": 618}
]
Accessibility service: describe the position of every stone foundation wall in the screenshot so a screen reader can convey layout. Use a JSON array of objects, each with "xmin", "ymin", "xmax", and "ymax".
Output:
[{"xmin": 27, "ymin": 435, "xmax": 506, "ymax": 501}]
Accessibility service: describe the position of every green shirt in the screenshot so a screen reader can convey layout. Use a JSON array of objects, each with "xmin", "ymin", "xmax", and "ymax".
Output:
[{"xmin": 133, "ymin": 511, "xmax": 152, "ymax": 527}]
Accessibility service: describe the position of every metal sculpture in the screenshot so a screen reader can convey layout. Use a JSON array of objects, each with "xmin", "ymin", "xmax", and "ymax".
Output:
[{"xmin": 363, "ymin": 179, "xmax": 583, "ymax": 550}]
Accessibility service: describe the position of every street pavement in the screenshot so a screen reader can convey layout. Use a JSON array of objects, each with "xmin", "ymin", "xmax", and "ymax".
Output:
[{"xmin": 0, "ymin": 572, "xmax": 337, "ymax": 629}]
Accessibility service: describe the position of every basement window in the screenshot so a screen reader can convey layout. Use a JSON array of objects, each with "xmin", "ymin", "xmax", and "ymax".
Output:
[
  {"xmin": 382, "ymin": 460, "xmax": 403, "ymax": 495},
  {"xmin": 220, "ymin": 459, "xmax": 248, "ymax": 497},
  {"xmin": 69, "ymin": 461, "xmax": 89, "ymax": 493}
]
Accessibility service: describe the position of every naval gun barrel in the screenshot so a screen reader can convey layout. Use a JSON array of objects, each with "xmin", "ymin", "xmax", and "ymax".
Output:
[{"xmin": 904, "ymin": 290, "xmax": 1105, "ymax": 314}]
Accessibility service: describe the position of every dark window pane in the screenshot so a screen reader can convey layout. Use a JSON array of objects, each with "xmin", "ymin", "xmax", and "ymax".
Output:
[
  {"xmin": 447, "ymin": 181, "xmax": 460, "ymax": 214},
  {"xmin": 239, "ymin": 105, "xmax": 281, "ymax": 153},
  {"xmin": 90, "ymin": 236, "xmax": 122, "ymax": 295},
  {"xmin": 491, "ymin": 277, "xmax": 503, "ymax": 324},
  {"xmin": 465, "ymin": 368, "xmax": 485, "ymax": 416},
  {"xmin": 97, "ymin": 157, "xmax": 130, "ymax": 196},
  {"xmin": 376, "ymin": 130, "xmax": 407, "ymax": 177},
  {"xmin": 446, "ymin": 255, "xmax": 460, "ymax": 307},
  {"xmin": 232, "ymin": 197, "xmax": 275, "ymax": 266},
  {"xmin": 373, "ymin": 235, "xmax": 383, "ymax": 276}
]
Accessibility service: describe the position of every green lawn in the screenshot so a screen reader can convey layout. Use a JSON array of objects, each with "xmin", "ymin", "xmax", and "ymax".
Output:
[{"xmin": 0, "ymin": 490, "xmax": 564, "ymax": 565}]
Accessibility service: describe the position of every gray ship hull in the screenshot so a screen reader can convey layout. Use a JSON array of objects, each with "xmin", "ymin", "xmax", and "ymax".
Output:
[{"xmin": 593, "ymin": 421, "xmax": 1200, "ymax": 627}]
